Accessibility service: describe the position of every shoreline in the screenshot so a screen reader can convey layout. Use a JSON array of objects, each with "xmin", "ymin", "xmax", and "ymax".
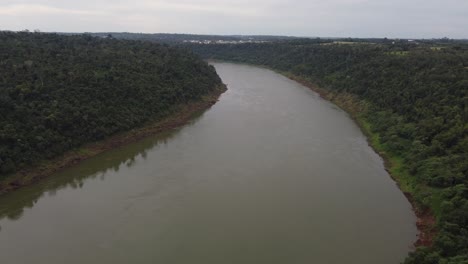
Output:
[
  {"xmin": 0, "ymin": 85, "xmax": 227, "ymax": 196},
  {"xmin": 0, "ymin": 60, "xmax": 436, "ymax": 249},
  {"xmin": 210, "ymin": 60, "xmax": 436, "ymax": 248},
  {"xmin": 281, "ymin": 72, "xmax": 436, "ymax": 248}
]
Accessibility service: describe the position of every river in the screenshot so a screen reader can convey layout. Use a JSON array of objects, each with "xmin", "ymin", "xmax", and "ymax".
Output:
[{"xmin": 0, "ymin": 62, "xmax": 417, "ymax": 264}]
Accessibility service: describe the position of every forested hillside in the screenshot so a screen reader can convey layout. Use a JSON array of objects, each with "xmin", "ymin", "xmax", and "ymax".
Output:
[
  {"xmin": 186, "ymin": 41, "xmax": 468, "ymax": 263},
  {"xmin": 0, "ymin": 32, "xmax": 222, "ymax": 176}
]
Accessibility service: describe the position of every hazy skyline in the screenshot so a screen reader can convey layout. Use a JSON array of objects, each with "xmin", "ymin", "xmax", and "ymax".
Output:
[{"xmin": 0, "ymin": 0, "xmax": 467, "ymax": 38}]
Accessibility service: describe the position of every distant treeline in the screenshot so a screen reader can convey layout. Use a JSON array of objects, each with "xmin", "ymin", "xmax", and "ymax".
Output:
[
  {"xmin": 61, "ymin": 31, "xmax": 468, "ymax": 45},
  {"xmin": 0, "ymin": 32, "xmax": 222, "ymax": 175},
  {"xmin": 61, "ymin": 32, "xmax": 303, "ymax": 43},
  {"xmin": 185, "ymin": 40, "xmax": 468, "ymax": 263}
]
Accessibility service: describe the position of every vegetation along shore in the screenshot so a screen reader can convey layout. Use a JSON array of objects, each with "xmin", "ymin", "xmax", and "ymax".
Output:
[
  {"xmin": 186, "ymin": 39, "xmax": 468, "ymax": 264},
  {"xmin": 0, "ymin": 32, "xmax": 225, "ymax": 194}
]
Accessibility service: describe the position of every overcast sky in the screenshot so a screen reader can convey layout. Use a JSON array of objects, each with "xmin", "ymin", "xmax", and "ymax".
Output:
[{"xmin": 0, "ymin": 0, "xmax": 466, "ymax": 38}]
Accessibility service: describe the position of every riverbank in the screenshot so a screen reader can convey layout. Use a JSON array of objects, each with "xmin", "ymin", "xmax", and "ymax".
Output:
[
  {"xmin": 0, "ymin": 85, "xmax": 227, "ymax": 196},
  {"xmin": 210, "ymin": 60, "xmax": 436, "ymax": 248},
  {"xmin": 279, "ymin": 72, "xmax": 436, "ymax": 248},
  {"xmin": 0, "ymin": 61, "xmax": 417, "ymax": 264}
]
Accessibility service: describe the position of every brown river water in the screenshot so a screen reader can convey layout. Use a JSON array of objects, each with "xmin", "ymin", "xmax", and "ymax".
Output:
[{"xmin": 0, "ymin": 62, "xmax": 417, "ymax": 264}]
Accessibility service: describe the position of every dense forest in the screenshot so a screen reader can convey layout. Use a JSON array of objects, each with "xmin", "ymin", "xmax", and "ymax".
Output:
[
  {"xmin": 186, "ymin": 40, "xmax": 468, "ymax": 263},
  {"xmin": 0, "ymin": 31, "xmax": 222, "ymax": 177},
  {"xmin": 1, "ymin": 31, "xmax": 467, "ymax": 262}
]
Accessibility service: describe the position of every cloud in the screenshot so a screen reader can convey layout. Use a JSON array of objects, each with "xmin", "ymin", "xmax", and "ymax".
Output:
[
  {"xmin": 0, "ymin": 0, "xmax": 466, "ymax": 38},
  {"xmin": 0, "ymin": 4, "xmax": 106, "ymax": 16},
  {"xmin": 134, "ymin": 0, "xmax": 264, "ymax": 16}
]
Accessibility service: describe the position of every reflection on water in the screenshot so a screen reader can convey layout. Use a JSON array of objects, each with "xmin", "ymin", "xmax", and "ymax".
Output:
[
  {"xmin": 0, "ymin": 116, "xmax": 203, "ymax": 222},
  {"xmin": 0, "ymin": 63, "xmax": 416, "ymax": 264}
]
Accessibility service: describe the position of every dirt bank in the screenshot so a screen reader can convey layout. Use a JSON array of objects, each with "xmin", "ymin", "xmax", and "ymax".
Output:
[
  {"xmin": 0, "ymin": 85, "xmax": 227, "ymax": 196},
  {"xmin": 283, "ymin": 73, "xmax": 436, "ymax": 248}
]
